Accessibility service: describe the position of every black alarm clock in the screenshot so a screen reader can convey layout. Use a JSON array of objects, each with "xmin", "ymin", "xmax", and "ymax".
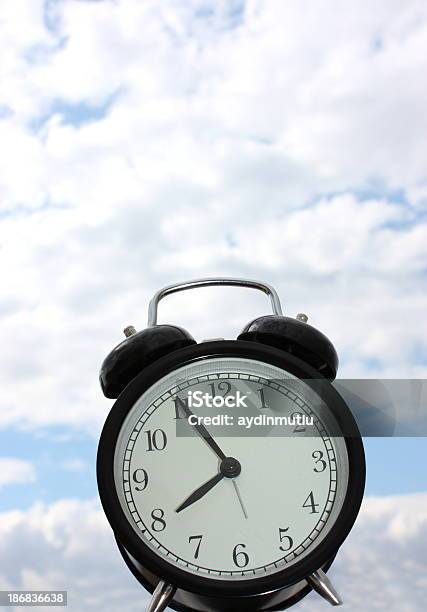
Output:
[{"xmin": 97, "ymin": 278, "xmax": 365, "ymax": 612}]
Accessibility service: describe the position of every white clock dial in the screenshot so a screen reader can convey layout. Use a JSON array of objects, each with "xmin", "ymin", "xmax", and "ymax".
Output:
[{"xmin": 114, "ymin": 357, "xmax": 349, "ymax": 580}]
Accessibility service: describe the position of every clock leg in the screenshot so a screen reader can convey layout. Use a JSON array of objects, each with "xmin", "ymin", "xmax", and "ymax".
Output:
[
  {"xmin": 307, "ymin": 569, "xmax": 343, "ymax": 606},
  {"xmin": 147, "ymin": 581, "xmax": 176, "ymax": 612}
]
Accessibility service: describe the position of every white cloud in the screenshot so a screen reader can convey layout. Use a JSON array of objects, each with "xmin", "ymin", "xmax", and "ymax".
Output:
[
  {"xmin": 0, "ymin": 493, "xmax": 425, "ymax": 611},
  {"xmin": 0, "ymin": 499, "xmax": 146, "ymax": 611},
  {"xmin": 297, "ymin": 492, "xmax": 427, "ymax": 610},
  {"xmin": 0, "ymin": 459, "xmax": 36, "ymax": 488},
  {"xmin": 0, "ymin": 0, "xmax": 426, "ymax": 432}
]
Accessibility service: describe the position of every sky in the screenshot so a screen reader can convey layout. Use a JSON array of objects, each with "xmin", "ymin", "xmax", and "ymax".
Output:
[{"xmin": 0, "ymin": 0, "xmax": 426, "ymax": 610}]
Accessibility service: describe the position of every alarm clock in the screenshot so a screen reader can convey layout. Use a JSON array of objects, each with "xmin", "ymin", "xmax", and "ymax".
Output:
[{"xmin": 97, "ymin": 278, "xmax": 365, "ymax": 612}]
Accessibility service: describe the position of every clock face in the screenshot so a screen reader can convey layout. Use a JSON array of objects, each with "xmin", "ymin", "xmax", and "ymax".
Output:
[{"xmin": 110, "ymin": 354, "xmax": 352, "ymax": 584}]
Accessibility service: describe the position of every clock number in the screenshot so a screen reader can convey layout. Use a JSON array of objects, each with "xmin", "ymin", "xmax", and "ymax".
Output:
[
  {"xmin": 209, "ymin": 381, "xmax": 231, "ymax": 397},
  {"xmin": 151, "ymin": 508, "xmax": 166, "ymax": 532},
  {"xmin": 188, "ymin": 535, "xmax": 203, "ymax": 559},
  {"xmin": 145, "ymin": 429, "xmax": 167, "ymax": 451},
  {"xmin": 291, "ymin": 411, "xmax": 306, "ymax": 433},
  {"xmin": 132, "ymin": 468, "xmax": 148, "ymax": 491},
  {"xmin": 302, "ymin": 491, "xmax": 320, "ymax": 514},
  {"xmin": 173, "ymin": 396, "xmax": 187, "ymax": 420},
  {"xmin": 258, "ymin": 387, "xmax": 268, "ymax": 409},
  {"xmin": 232, "ymin": 543, "xmax": 249, "ymax": 568},
  {"xmin": 312, "ymin": 450, "xmax": 327, "ymax": 473},
  {"xmin": 279, "ymin": 527, "xmax": 293, "ymax": 552}
]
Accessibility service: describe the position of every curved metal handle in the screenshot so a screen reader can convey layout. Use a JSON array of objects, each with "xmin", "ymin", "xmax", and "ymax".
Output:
[{"xmin": 147, "ymin": 277, "xmax": 283, "ymax": 327}]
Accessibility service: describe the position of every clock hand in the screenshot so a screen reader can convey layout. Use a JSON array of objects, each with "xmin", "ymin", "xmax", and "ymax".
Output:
[
  {"xmin": 176, "ymin": 472, "xmax": 224, "ymax": 513},
  {"xmin": 176, "ymin": 457, "xmax": 242, "ymax": 513},
  {"xmin": 232, "ymin": 480, "xmax": 248, "ymax": 519},
  {"xmin": 179, "ymin": 402, "xmax": 227, "ymax": 461}
]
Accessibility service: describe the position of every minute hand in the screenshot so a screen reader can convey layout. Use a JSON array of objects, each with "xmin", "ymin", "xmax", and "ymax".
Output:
[{"xmin": 180, "ymin": 403, "xmax": 227, "ymax": 461}]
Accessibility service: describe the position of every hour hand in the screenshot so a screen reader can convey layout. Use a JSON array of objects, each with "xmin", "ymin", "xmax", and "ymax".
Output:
[{"xmin": 175, "ymin": 472, "xmax": 224, "ymax": 513}]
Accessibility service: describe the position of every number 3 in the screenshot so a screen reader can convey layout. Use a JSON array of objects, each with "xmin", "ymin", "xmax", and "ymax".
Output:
[{"xmin": 312, "ymin": 450, "xmax": 327, "ymax": 473}]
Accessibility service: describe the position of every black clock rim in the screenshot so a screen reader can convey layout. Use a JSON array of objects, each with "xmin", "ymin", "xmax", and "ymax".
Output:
[
  {"xmin": 97, "ymin": 340, "xmax": 365, "ymax": 598},
  {"xmin": 115, "ymin": 536, "xmax": 337, "ymax": 611}
]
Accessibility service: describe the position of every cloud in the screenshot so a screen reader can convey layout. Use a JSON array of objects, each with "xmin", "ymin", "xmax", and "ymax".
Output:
[
  {"xmin": 0, "ymin": 459, "xmax": 36, "ymax": 488},
  {"xmin": 297, "ymin": 492, "xmax": 427, "ymax": 610},
  {"xmin": 0, "ymin": 0, "xmax": 427, "ymax": 434},
  {"xmin": 0, "ymin": 493, "xmax": 425, "ymax": 611},
  {"xmin": 0, "ymin": 499, "xmax": 146, "ymax": 611}
]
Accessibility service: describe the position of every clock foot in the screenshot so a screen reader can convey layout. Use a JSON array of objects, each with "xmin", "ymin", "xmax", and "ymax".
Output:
[
  {"xmin": 307, "ymin": 569, "xmax": 343, "ymax": 606},
  {"xmin": 147, "ymin": 581, "xmax": 176, "ymax": 612}
]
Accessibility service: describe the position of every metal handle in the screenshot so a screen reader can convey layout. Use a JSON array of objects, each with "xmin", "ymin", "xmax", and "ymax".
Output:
[{"xmin": 147, "ymin": 277, "xmax": 283, "ymax": 327}]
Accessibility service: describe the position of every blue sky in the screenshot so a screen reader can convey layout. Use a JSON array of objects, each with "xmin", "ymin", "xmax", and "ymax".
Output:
[
  {"xmin": 0, "ymin": 1, "xmax": 427, "ymax": 610},
  {"xmin": 0, "ymin": 427, "xmax": 95, "ymax": 511}
]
